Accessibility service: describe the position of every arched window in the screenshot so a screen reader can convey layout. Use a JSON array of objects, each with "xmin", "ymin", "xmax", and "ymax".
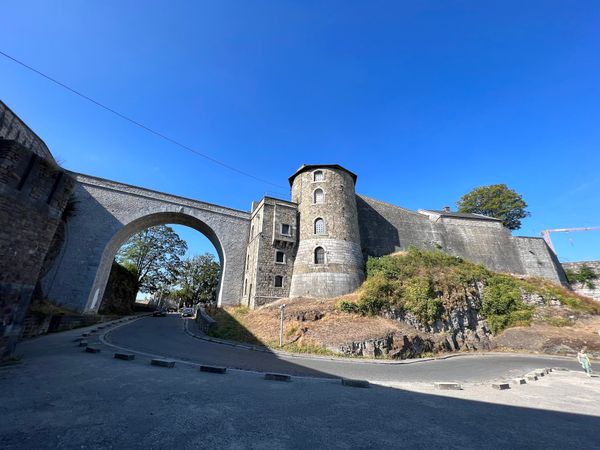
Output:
[
  {"xmin": 314, "ymin": 247, "xmax": 325, "ymax": 264},
  {"xmin": 314, "ymin": 218, "xmax": 325, "ymax": 235},
  {"xmin": 274, "ymin": 275, "xmax": 283, "ymax": 288},
  {"xmin": 313, "ymin": 170, "xmax": 324, "ymax": 182},
  {"xmin": 313, "ymin": 188, "xmax": 324, "ymax": 204}
]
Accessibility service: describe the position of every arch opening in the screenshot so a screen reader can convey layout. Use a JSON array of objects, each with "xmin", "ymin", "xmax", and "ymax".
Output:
[{"xmin": 87, "ymin": 212, "xmax": 226, "ymax": 314}]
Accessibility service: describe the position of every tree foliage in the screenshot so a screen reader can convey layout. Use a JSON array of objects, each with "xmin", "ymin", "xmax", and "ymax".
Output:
[
  {"xmin": 178, "ymin": 253, "xmax": 221, "ymax": 306},
  {"xmin": 116, "ymin": 225, "xmax": 188, "ymax": 294},
  {"xmin": 456, "ymin": 184, "xmax": 530, "ymax": 230}
]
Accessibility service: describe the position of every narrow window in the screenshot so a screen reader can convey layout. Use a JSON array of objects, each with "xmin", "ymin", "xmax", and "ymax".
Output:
[
  {"xmin": 275, "ymin": 251, "xmax": 285, "ymax": 263},
  {"xmin": 314, "ymin": 218, "xmax": 325, "ymax": 235},
  {"xmin": 246, "ymin": 254, "xmax": 249, "ymax": 271},
  {"xmin": 314, "ymin": 247, "xmax": 325, "ymax": 264},
  {"xmin": 313, "ymin": 170, "xmax": 324, "ymax": 182},
  {"xmin": 274, "ymin": 275, "xmax": 283, "ymax": 288},
  {"xmin": 244, "ymin": 279, "xmax": 247, "ymax": 295},
  {"xmin": 314, "ymin": 188, "xmax": 324, "ymax": 204},
  {"xmin": 281, "ymin": 223, "xmax": 290, "ymax": 235}
]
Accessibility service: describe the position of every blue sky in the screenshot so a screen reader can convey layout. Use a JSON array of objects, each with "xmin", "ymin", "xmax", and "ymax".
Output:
[{"xmin": 2, "ymin": 1, "xmax": 599, "ymax": 262}]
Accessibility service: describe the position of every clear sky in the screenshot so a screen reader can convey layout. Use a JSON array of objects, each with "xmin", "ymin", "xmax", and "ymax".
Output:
[{"xmin": 2, "ymin": 1, "xmax": 599, "ymax": 262}]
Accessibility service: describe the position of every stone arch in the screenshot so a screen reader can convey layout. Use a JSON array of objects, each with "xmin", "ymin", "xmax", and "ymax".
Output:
[
  {"xmin": 43, "ymin": 174, "xmax": 250, "ymax": 313},
  {"xmin": 88, "ymin": 212, "xmax": 226, "ymax": 313}
]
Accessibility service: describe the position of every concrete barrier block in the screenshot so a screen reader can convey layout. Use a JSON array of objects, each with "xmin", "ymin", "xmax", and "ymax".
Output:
[
  {"xmin": 553, "ymin": 367, "xmax": 568, "ymax": 371},
  {"xmin": 434, "ymin": 382, "xmax": 462, "ymax": 390},
  {"xmin": 114, "ymin": 353, "xmax": 135, "ymax": 361},
  {"xmin": 81, "ymin": 333, "xmax": 90, "ymax": 337},
  {"xmin": 511, "ymin": 378, "xmax": 526, "ymax": 385},
  {"xmin": 78, "ymin": 340, "xmax": 88, "ymax": 347},
  {"xmin": 492, "ymin": 383, "xmax": 510, "ymax": 390},
  {"xmin": 151, "ymin": 359, "xmax": 175, "ymax": 368},
  {"xmin": 526, "ymin": 375, "xmax": 538, "ymax": 381},
  {"xmin": 200, "ymin": 365, "xmax": 227, "ymax": 374},
  {"xmin": 341, "ymin": 379, "xmax": 370, "ymax": 388},
  {"xmin": 85, "ymin": 346, "xmax": 101, "ymax": 353},
  {"xmin": 264, "ymin": 373, "xmax": 291, "ymax": 382}
]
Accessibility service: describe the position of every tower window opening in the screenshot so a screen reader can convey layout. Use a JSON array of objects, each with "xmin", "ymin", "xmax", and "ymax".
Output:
[
  {"xmin": 275, "ymin": 251, "xmax": 286, "ymax": 263},
  {"xmin": 314, "ymin": 218, "xmax": 325, "ymax": 235},
  {"xmin": 274, "ymin": 275, "xmax": 283, "ymax": 288},
  {"xmin": 314, "ymin": 188, "xmax": 324, "ymax": 204},
  {"xmin": 313, "ymin": 170, "xmax": 324, "ymax": 182},
  {"xmin": 281, "ymin": 223, "xmax": 291, "ymax": 235},
  {"xmin": 314, "ymin": 247, "xmax": 325, "ymax": 264}
]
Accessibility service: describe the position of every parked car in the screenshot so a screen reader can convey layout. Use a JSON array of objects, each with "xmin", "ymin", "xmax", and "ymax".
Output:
[
  {"xmin": 180, "ymin": 307, "xmax": 194, "ymax": 317},
  {"xmin": 152, "ymin": 308, "xmax": 167, "ymax": 317}
]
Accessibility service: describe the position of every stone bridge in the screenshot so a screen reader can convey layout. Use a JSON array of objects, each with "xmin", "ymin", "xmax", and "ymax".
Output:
[{"xmin": 43, "ymin": 173, "xmax": 250, "ymax": 313}]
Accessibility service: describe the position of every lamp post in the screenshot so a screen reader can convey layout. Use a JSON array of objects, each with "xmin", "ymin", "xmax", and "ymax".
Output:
[{"xmin": 279, "ymin": 304, "xmax": 286, "ymax": 348}]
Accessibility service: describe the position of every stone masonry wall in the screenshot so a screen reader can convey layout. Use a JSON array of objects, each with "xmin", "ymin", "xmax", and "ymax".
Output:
[
  {"xmin": 0, "ymin": 101, "xmax": 55, "ymax": 162},
  {"xmin": 0, "ymin": 139, "xmax": 74, "ymax": 360},
  {"xmin": 562, "ymin": 261, "xmax": 600, "ymax": 301},
  {"xmin": 243, "ymin": 198, "xmax": 297, "ymax": 308},
  {"xmin": 289, "ymin": 167, "xmax": 364, "ymax": 298},
  {"xmin": 357, "ymin": 195, "xmax": 566, "ymax": 285}
]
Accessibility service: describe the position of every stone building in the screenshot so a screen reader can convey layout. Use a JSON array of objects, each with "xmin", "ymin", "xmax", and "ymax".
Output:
[{"xmin": 242, "ymin": 164, "xmax": 569, "ymax": 308}]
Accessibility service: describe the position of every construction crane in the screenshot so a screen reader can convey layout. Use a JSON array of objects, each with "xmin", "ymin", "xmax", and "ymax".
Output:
[{"xmin": 540, "ymin": 227, "xmax": 600, "ymax": 253}]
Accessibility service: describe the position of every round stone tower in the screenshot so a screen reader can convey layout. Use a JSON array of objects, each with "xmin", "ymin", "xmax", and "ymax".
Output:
[{"xmin": 288, "ymin": 164, "xmax": 364, "ymax": 298}]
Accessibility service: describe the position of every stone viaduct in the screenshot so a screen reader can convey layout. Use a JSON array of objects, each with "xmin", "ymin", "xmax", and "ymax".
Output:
[{"xmin": 42, "ymin": 173, "xmax": 249, "ymax": 313}]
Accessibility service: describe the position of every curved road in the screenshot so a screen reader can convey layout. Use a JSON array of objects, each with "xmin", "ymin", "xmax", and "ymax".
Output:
[{"xmin": 106, "ymin": 315, "xmax": 581, "ymax": 382}]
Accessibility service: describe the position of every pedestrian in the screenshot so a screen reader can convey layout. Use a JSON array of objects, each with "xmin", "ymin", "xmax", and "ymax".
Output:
[{"xmin": 577, "ymin": 347, "xmax": 593, "ymax": 377}]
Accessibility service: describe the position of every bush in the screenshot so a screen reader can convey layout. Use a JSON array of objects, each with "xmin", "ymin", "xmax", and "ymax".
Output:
[
  {"xmin": 565, "ymin": 265, "xmax": 598, "ymax": 289},
  {"xmin": 480, "ymin": 275, "xmax": 533, "ymax": 333},
  {"xmin": 403, "ymin": 277, "xmax": 443, "ymax": 326}
]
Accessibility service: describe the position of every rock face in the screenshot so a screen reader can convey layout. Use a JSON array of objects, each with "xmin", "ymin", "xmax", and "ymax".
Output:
[{"xmin": 334, "ymin": 333, "xmax": 436, "ymax": 359}]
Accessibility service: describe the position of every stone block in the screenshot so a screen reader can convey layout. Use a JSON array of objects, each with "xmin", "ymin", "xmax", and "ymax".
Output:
[
  {"xmin": 114, "ymin": 352, "xmax": 135, "ymax": 361},
  {"xmin": 78, "ymin": 340, "xmax": 88, "ymax": 347},
  {"xmin": 511, "ymin": 378, "xmax": 526, "ymax": 385},
  {"xmin": 434, "ymin": 382, "xmax": 462, "ymax": 390},
  {"xmin": 151, "ymin": 359, "xmax": 175, "ymax": 368},
  {"xmin": 264, "ymin": 373, "xmax": 291, "ymax": 382},
  {"xmin": 341, "ymin": 378, "xmax": 370, "ymax": 388},
  {"xmin": 85, "ymin": 346, "xmax": 101, "ymax": 353},
  {"xmin": 491, "ymin": 383, "xmax": 510, "ymax": 390},
  {"xmin": 526, "ymin": 375, "xmax": 538, "ymax": 381},
  {"xmin": 200, "ymin": 365, "xmax": 227, "ymax": 374}
]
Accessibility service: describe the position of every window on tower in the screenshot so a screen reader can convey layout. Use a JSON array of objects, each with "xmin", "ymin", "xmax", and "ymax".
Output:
[
  {"xmin": 314, "ymin": 218, "xmax": 325, "ymax": 235},
  {"xmin": 314, "ymin": 188, "xmax": 324, "ymax": 204},
  {"xmin": 314, "ymin": 247, "xmax": 325, "ymax": 264},
  {"xmin": 313, "ymin": 170, "xmax": 324, "ymax": 182},
  {"xmin": 274, "ymin": 275, "xmax": 283, "ymax": 287}
]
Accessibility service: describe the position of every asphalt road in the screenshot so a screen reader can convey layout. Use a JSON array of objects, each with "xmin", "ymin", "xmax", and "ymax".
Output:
[
  {"xmin": 107, "ymin": 315, "xmax": 582, "ymax": 382},
  {"xmin": 3, "ymin": 317, "xmax": 599, "ymax": 449}
]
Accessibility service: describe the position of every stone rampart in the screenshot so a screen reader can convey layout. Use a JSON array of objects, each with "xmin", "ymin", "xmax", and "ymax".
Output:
[
  {"xmin": 562, "ymin": 261, "xmax": 600, "ymax": 301},
  {"xmin": 0, "ymin": 139, "xmax": 74, "ymax": 360},
  {"xmin": 0, "ymin": 101, "xmax": 55, "ymax": 162}
]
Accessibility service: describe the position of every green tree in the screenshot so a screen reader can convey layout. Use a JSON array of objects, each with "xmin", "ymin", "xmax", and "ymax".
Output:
[
  {"xmin": 116, "ymin": 225, "xmax": 188, "ymax": 295},
  {"xmin": 456, "ymin": 184, "xmax": 530, "ymax": 230},
  {"xmin": 178, "ymin": 253, "xmax": 221, "ymax": 306}
]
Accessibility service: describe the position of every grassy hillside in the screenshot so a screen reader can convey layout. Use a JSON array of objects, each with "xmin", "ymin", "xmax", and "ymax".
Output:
[{"xmin": 338, "ymin": 248, "xmax": 600, "ymax": 334}]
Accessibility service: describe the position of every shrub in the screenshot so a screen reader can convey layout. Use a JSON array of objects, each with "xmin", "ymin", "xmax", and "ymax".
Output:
[
  {"xmin": 565, "ymin": 265, "xmax": 598, "ymax": 289},
  {"xmin": 403, "ymin": 276, "xmax": 443, "ymax": 326},
  {"xmin": 481, "ymin": 275, "xmax": 533, "ymax": 333}
]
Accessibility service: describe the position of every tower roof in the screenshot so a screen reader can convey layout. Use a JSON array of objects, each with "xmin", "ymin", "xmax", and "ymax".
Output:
[{"xmin": 288, "ymin": 164, "xmax": 358, "ymax": 186}]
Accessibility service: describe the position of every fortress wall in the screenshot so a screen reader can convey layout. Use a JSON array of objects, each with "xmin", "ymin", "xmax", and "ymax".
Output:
[
  {"xmin": 357, "ymin": 195, "xmax": 565, "ymax": 284},
  {"xmin": 514, "ymin": 237, "xmax": 567, "ymax": 284},
  {"xmin": 0, "ymin": 139, "xmax": 74, "ymax": 360},
  {"xmin": 356, "ymin": 195, "xmax": 438, "ymax": 256},
  {"xmin": 435, "ymin": 217, "xmax": 525, "ymax": 275},
  {"xmin": 562, "ymin": 261, "xmax": 600, "ymax": 301},
  {"xmin": 0, "ymin": 102, "xmax": 55, "ymax": 163}
]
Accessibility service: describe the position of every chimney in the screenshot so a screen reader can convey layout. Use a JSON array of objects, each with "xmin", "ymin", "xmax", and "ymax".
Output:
[{"xmin": 443, "ymin": 206, "xmax": 451, "ymax": 213}]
